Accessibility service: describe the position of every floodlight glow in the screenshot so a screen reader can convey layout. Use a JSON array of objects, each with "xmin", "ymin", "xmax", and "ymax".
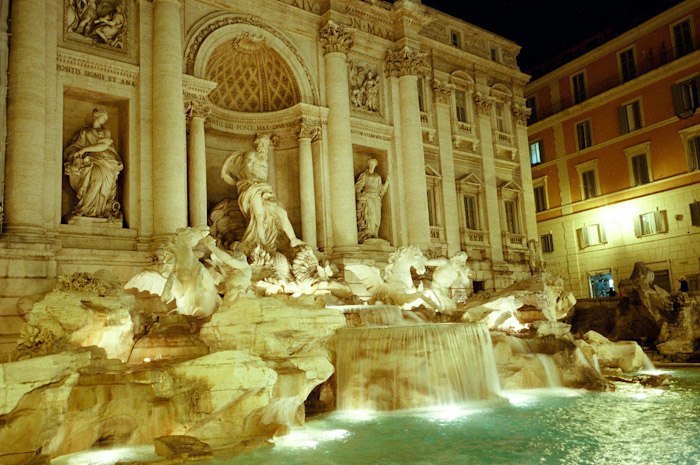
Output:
[{"xmin": 273, "ymin": 428, "xmax": 350, "ymax": 450}]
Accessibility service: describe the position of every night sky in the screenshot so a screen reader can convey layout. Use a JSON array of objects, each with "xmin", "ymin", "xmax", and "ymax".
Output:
[{"xmin": 420, "ymin": 0, "xmax": 684, "ymax": 76}]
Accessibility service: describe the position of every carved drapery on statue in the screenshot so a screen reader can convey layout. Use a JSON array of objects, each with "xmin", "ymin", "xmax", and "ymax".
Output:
[
  {"xmin": 355, "ymin": 158, "xmax": 389, "ymax": 243},
  {"xmin": 65, "ymin": 0, "xmax": 127, "ymax": 50},
  {"xmin": 220, "ymin": 135, "xmax": 303, "ymax": 255},
  {"xmin": 63, "ymin": 109, "xmax": 123, "ymax": 223}
]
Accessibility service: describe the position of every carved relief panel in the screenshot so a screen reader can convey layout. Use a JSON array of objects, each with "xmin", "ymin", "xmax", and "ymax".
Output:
[
  {"xmin": 64, "ymin": 0, "xmax": 129, "ymax": 55},
  {"xmin": 349, "ymin": 61, "xmax": 381, "ymax": 114}
]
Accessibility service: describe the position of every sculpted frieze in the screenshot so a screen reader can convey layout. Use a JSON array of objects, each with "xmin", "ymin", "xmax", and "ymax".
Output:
[
  {"xmin": 350, "ymin": 62, "xmax": 381, "ymax": 113},
  {"xmin": 65, "ymin": 0, "xmax": 128, "ymax": 52}
]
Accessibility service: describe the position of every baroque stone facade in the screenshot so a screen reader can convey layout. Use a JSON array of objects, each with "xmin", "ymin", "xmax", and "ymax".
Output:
[{"xmin": 0, "ymin": 0, "xmax": 536, "ymax": 347}]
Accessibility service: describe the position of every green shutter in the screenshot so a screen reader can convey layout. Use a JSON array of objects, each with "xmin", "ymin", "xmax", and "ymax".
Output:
[
  {"xmin": 634, "ymin": 216, "xmax": 642, "ymax": 237},
  {"xmin": 672, "ymin": 83, "xmax": 685, "ymax": 116},
  {"xmin": 654, "ymin": 210, "xmax": 668, "ymax": 233},
  {"xmin": 618, "ymin": 106, "xmax": 629, "ymax": 134},
  {"xmin": 690, "ymin": 202, "xmax": 700, "ymax": 226}
]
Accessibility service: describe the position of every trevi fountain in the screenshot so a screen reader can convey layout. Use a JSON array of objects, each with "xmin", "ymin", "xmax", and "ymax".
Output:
[{"xmin": 0, "ymin": 1, "xmax": 698, "ymax": 464}]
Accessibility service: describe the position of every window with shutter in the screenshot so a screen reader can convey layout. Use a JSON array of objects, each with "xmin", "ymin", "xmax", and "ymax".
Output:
[
  {"xmin": 504, "ymin": 200, "xmax": 519, "ymax": 234},
  {"xmin": 534, "ymin": 185, "xmax": 547, "ymax": 212},
  {"xmin": 463, "ymin": 195, "xmax": 479, "ymax": 230},
  {"xmin": 576, "ymin": 120, "xmax": 592, "ymax": 150},
  {"xmin": 690, "ymin": 201, "xmax": 700, "ymax": 227},
  {"xmin": 572, "ymin": 73, "xmax": 586, "ymax": 104},
  {"xmin": 541, "ymin": 233, "xmax": 554, "ymax": 253},
  {"xmin": 530, "ymin": 140, "xmax": 543, "ymax": 165},
  {"xmin": 619, "ymin": 101, "xmax": 642, "ymax": 134},
  {"xmin": 673, "ymin": 78, "xmax": 700, "ymax": 118},
  {"xmin": 578, "ymin": 224, "xmax": 605, "ymax": 249},
  {"xmin": 631, "ymin": 154, "xmax": 650, "ymax": 185},
  {"xmin": 636, "ymin": 210, "xmax": 668, "ymax": 236},
  {"xmin": 672, "ymin": 19, "xmax": 694, "ymax": 58},
  {"xmin": 581, "ymin": 170, "xmax": 597, "ymax": 199},
  {"xmin": 619, "ymin": 49, "xmax": 637, "ymax": 82},
  {"xmin": 690, "ymin": 136, "xmax": 700, "ymax": 170},
  {"xmin": 455, "ymin": 90, "xmax": 468, "ymax": 123}
]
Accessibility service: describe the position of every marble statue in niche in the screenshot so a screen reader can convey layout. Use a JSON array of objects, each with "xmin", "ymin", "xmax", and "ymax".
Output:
[
  {"xmin": 66, "ymin": 0, "xmax": 127, "ymax": 49},
  {"xmin": 350, "ymin": 63, "xmax": 380, "ymax": 113},
  {"xmin": 355, "ymin": 158, "xmax": 389, "ymax": 243},
  {"xmin": 63, "ymin": 109, "xmax": 123, "ymax": 223},
  {"xmin": 221, "ymin": 135, "xmax": 304, "ymax": 254}
]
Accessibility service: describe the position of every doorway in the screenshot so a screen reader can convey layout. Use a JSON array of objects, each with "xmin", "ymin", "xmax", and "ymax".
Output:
[{"xmin": 589, "ymin": 271, "xmax": 613, "ymax": 298}]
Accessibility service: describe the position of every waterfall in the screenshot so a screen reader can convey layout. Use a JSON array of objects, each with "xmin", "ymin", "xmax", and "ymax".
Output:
[
  {"xmin": 535, "ymin": 354, "xmax": 562, "ymax": 387},
  {"xmin": 335, "ymin": 323, "xmax": 501, "ymax": 411},
  {"xmin": 332, "ymin": 304, "xmax": 415, "ymax": 327}
]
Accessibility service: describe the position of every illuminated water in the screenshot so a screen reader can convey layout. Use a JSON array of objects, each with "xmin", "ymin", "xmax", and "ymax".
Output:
[{"xmin": 54, "ymin": 369, "xmax": 700, "ymax": 465}]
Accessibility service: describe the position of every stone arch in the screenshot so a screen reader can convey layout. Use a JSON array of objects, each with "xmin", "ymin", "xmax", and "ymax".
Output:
[{"xmin": 185, "ymin": 14, "xmax": 319, "ymax": 107}]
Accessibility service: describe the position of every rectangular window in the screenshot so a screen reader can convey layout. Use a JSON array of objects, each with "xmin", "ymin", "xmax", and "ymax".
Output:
[
  {"xmin": 572, "ymin": 72, "xmax": 587, "ymax": 104},
  {"xmin": 417, "ymin": 78, "xmax": 425, "ymax": 112},
  {"xmin": 490, "ymin": 47, "xmax": 500, "ymax": 62},
  {"xmin": 495, "ymin": 102, "xmax": 508, "ymax": 132},
  {"xmin": 526, "ymin": 96, "xmax": 538, "ymax": 123},
  {"xmin": 577, "ymin": 224, "xmax": 607, "ymax": 249},
  {"xmin": 455, "ymin": 90, "xmax": 468, "ymax": 123},
  {"xmin": 427, "ymin": 188, "xmax": 437, "ymax": 226},
  {"xmin": 634, "ymin": 210, "xmax": 668, "ymax": 237},
  {"xmin": 672, "ymin": 77, "xmax": 700, "ymax": 117},
  {"xmin": 673, "ymin": 19, "xmax": 694, "ymax": 58},
  {"xmin": 581, "ymin": 169, "xmax": 597, "ymax": 199},
  {"xmin": 618, "ymin": 100, "xmax": 642, "ymax": 134},
  {"xmin": 534, "ymin": 185, "xmax": 547, "ymax": 213},
  {"xmin": 690, "ymin": 201, "xmax": 700, "ymax": 226},
  {"xmin": 450, "ymin": 30, "xmax": 462, "ymax": 48},
  {"xmin": 631, "ymin": 154, "xmax": 650, "ymax": 185},
  {"xmin": 690, "ymin": 136, "xmax": 700, "ymax": 171},
  {"xmin": 530, "ymin": 140, "xmax": 543, "ymax": 165},
  {"xmin": 540, "ymin": 233, "xmax": 554, "ymax": 253},
  {"xmin": 504, "ymin": 200, "xmax": 519, "ymax": 234},
  {"xmin": 463, "ymin": 195, "xmax": 479, "ymax": 230},
  {"xmin": 619, "ymin": 48, "xmax": 637, "ymax": 82},
  {"xmin": 576, "ymin": 120, "xmax": 592, "ymax": 150}
]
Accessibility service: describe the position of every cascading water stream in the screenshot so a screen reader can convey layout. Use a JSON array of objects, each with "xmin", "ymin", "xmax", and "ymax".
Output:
[{"xmin": 335, "ymin": 323, "xmax": 501, "ymax": 411}]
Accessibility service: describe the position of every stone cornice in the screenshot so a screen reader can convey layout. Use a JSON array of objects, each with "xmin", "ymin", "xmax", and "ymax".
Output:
[
  {"xmin": 56, "ymin": 48, "xmax": 139, "ymax": 87},
  {"xmin": 528, "ymin": 51, "xmax": 700, "ymax": 131},
  {"xmin": 384, "ymin": 46, "xmax": 427, "ymax": 77},
  {"xmin": 207, "ymin": 102, "xmax": 328, "ymax": 135},
  {"xmin": 527, "ymin": 0, "xmax": 699, "ymax": 93},
  {"xmin": 183, "ymin": 74, "xmax": 217, "ymax": 103},
  {"xmin": 319, "ymin": 20, "xmax": 354, "ymax": 55},
  {"xmin": 350, "ymin": 117, "xmax": 393, "ymax": 142}
]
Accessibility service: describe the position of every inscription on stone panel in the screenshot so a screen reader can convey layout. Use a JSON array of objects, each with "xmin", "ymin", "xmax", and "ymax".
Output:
[
  {"xmin": 277, "ymin": 0, "xmax": 321, "ymax": 14},
  {"xmin": 57, "ymin": 52, "xmax": 138, "ymax": 87},
  {"xmin": 348, "ymin": 17, "xmax": 392, "ymax": 41}
]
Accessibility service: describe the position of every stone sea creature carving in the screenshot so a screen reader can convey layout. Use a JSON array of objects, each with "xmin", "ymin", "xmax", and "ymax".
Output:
[
  {"xmin": 422, "ymin": 251, "xmax": 471, "ymax": 313},
  {"xmin": 355, "ymin": 158, "xmax": 389, "ymax": 243},
  {"xmin": 221, "ymin": 134, "xmax": 304, "ymax": 255},
  {"xmin": 125, "ymin": 226, "xmax": 250, "ymax": 316},
  {"xmin": 63, "ymin": 109, "xmax": 123, "ymax": 223},
  {"xmin": 345, "ymin": 245, "xmax": 428, "ymax": 308}
]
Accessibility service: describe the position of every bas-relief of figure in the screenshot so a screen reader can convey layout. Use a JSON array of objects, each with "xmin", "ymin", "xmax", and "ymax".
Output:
[
  {"xmin": 221, "ymin": 135, "xmax": 304, "ymax": 255},
  {"xmin": 350, "ymin": 64, "xmax": 380, "ymax": 113},
  {"xmin": 66, "ymin": 0, "xmax": 127, "ymax": 50},
  {"xmin": 63, "ymin": 109, "xmax": 123, "ymax": 222},
  {"xmin": 355, "ymin": 158, "xmax": 389, "ymax": 243}
]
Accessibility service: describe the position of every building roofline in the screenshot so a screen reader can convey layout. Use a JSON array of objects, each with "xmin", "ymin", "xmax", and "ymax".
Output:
[{"xmin": 525, "ymin": 0, "xmax": 696, "ymax": 94}]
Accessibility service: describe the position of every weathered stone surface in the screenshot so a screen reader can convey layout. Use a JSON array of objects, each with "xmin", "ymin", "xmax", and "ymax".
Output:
[
  {"xmin": 200, "ymin": 296, "xmax": 346, "ymax": 358},
  {"xmin": 154, "ymin": 435, "xmax": 213, "ymax": 460},
  {"xmin": 21, "ymin": 288, "xmax": 135, "ymax": 361},
  {"xmin": 580, "ymin": 331, "xmax": 648, "ymax": 373}
]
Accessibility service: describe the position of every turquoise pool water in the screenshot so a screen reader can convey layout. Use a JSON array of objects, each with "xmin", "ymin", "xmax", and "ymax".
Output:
[{"xmin": 55, "ymin": 369, "xmax": 700, "ymax": 465}]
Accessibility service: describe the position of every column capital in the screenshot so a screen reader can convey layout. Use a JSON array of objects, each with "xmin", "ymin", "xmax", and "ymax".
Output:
[
  {"xmin": 431, "ymin": 79, "xmax": 453, "ymax": 105},
  {"xmin": 511, "ymin": 103, "xmax": 531, "ymax": 126},
  {"xmin": 473, "ymin": 91, "xmax": 494, "ymax": 114},
  {"xmin": 294, "ymin": 121, "xmax": 321, "ymax": 141},
  {"xmin": 384, "ymin": 46, "xmax": 427, "ymax": 78},
  {"xmin": 185, "ymin": 100, "xmax": 211, "ymax": 122},
  {"xmin": 319, "ymin": 20, "xmax": 353, "ymax": 55}
]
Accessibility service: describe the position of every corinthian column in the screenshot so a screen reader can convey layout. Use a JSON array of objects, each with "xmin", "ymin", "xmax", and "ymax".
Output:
[
  {"xmin": 432, "ymin": 79, "xmax": 461, "ymax": 255},
  {"xmin": 319, "ymin": 20, "xmax": 358, "ymax": 249},
  {"xmin": 295, "ymin": 122, "xmax": 320, "ymax": 247},
  {"xmin": 386, "ymin": 46, "xmax": 431, "ymax": 248},
  {"xmin": 152, "ymin": 0, "xmax": 187, "ymax": 237},
  {"xmin": 186, "ymin": 101, "xmax": 210, "ymax": 227},
  {"xmin": 4, "ymin": 0, "xmax": 47, "ymax": 235}
]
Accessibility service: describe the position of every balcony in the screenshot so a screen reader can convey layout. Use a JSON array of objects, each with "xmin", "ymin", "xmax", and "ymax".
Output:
[
  {"xmin": 503, "ymin": 232, "xmax": 526, "ymax": 247},
  {"xmin": 534, "ymin": 36, "xmax": 700, "ymax": 120},
  {"xmin": 430, "ymin": 226, "xmax": 445, "ymax": 242}
]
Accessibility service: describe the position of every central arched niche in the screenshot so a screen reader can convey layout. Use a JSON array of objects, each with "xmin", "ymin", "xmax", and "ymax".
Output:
[{"xmin": 205, "ymin": 34, "xmax": 301, "ymax": 113}]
